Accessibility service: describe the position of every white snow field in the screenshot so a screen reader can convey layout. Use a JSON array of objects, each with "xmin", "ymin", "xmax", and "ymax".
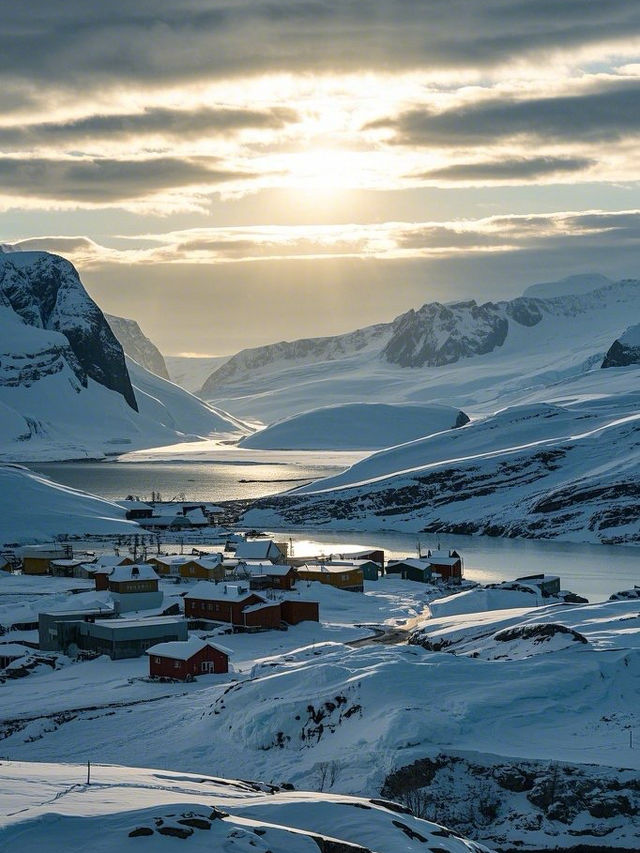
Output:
[
  {"xmin": 0, "ymin": 464, "xmax": 138, "ymax": 543},
  {"xmin": 166, "ymin": 354, "xmax": 230, "ymax": 393},
  {"xmin": 0, "ymin": 761, "xmax": 489, "ymax": 852},
  {"xmin": 239, "ymin": 402, "xmax": 468, "ymax": 450}
]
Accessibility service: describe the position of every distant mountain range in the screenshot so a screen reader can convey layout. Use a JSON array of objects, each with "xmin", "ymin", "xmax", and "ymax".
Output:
[{"xmin": 198, "ymin": 275, "xmax": 640, "ymax": 424}]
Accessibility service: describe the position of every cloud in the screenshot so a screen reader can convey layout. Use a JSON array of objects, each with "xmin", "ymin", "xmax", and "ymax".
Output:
[
  {"xmin": 0, "ymin": 106, "xmax": 299, "ymax": 150},
  {"xmin": 0, "ymin": 156, "xmax": 253, "ymax": 203},
  {"xmin": 1, "ymin": 1, "xmax": 638, "ymax": 93},
  {"xmin": 371, "ymin": 80, "xmax": 640, "ymax": 146},
  {"xmin": 414, "ymin": 156, "xmax": 596, "ymax": 182},
  {"xmin": 12, "ymin": 209, "xmax": 639, "ymax": 268}
]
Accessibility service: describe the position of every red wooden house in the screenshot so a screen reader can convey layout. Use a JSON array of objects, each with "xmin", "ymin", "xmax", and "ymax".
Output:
[
  {"xmin": 184, "ymin": 582, "xmax": 276, "ymax": 628},
  {"xmin": 280, "ymin": 599, "xmax": 319, "ymax": 625},
  {"xmin": 146, "ymin": 636, "xmax": 231, "ymax": 680}
]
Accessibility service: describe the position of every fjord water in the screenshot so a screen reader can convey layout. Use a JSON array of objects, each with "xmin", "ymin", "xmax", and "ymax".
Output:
[{"xmin": 28, "ymin": 460, "xmax": 638, "ymax": 601}]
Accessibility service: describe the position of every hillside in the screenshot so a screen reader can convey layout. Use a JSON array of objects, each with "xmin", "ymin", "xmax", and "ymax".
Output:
[
  {"xmin": 0, "ymin": 464, "xmax": 137, "ymax": 544},
  {"xmin": 106, "ymin": 313, "xmax": 170, "ymax": 380},
  {"xmin": 239, "ymin": 402, "xmax": 469, "ymax": 450},
  {"xmin": 0, "ymin": 762, "xmax": 489, "ymax": 853},
  {"xmin": 2, "ymin": 596, "xmax": 638, "ymax": 851},
  {"xmin": 243, "ymin": 395, "xmax": 640, "ymax": 544}
]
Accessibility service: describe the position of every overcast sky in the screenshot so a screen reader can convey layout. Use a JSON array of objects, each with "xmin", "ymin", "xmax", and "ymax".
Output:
[{"xmin": 1, "ymin": 1, "xmax": 639, "ymax": 354}]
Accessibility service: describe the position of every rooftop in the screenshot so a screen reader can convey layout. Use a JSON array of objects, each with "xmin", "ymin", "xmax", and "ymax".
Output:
[{"xmin": 146, "ymin": 636, "xmax": 231, "ymax": 660}]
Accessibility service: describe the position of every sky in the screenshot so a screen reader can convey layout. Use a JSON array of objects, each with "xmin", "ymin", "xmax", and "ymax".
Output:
[{"xmin": 1, "ymin": 1, "xmax": 639, "ymax": 355}]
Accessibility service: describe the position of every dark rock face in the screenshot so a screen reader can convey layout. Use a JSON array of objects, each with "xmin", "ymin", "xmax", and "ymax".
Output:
[
  {"xmin": 602, "ymin": 339, "xmax": 640, "ymax": 368},
  {"xmin": 381, "ymin": 752, "xmax": 640, "ymax": 851},
  {"xmin": 383, "ymin": 300, "xmax": 513, "ymax": 368},
  {"xmin": 0, "ymin": 252, "xmax": 137, "ymax": 410},
  {"xmin": 106, "ymin": 313, "xmax": 170, "ymax": 380}
]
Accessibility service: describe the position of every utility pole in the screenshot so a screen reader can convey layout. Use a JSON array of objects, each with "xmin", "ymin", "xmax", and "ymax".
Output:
[{"xmin": 87, "ymin": 761, "xmax": 91, "ymax": 785}]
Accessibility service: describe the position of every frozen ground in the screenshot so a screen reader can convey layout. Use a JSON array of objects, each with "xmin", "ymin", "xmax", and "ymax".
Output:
[{"xmin": 0, "ymin": 761, "xmax": 489, "ymax": 852}]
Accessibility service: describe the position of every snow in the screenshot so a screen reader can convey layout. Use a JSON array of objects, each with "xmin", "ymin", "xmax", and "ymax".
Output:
[
  {"xmin": 239, "ymin": 402, "xmax": 467, "ymax": 450},
  {"xmin": 0, "ymin": 464, "xmax": 138, "ymax": 545},
  {"xmin": 619, "ymin": 322, "xmax": 640, "ymax": 347},
  {"xmin": 0, "ymin": 761, "xmax": 489, "ymax": 853}
]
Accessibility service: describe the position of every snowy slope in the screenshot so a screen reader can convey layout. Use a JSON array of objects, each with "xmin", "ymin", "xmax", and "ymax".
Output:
[
  {"xmin": 106, "ymin": 313, "xmax": 169, "ymax": 380},
  {"xmin": 167, "ymin": 355, "xmax": 230, "ymax": 392},
  {"xmin": 0, "ymin": 464, "xmax": 138, "ymax": 544},
  {"xmin": 2, "ymin": 599, "xmax": 638, "ymax": 851},
  {"xmin": 0, "ymin": 762, "xmax": 488, "ymax": 853},
  {"xmin": 239, "ymin": 402, "xmax": 469, "ymax": 450},
  {"xmin": 243, "ymin": 397, "xmax": 640, "ymax": 544},
  {"xmin": 200, "ymin": 278, "xmax": 640, "ymax": 423}
]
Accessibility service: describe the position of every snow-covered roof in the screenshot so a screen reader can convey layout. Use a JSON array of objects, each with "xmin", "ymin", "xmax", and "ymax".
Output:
[
  {"xmin": 242, "ymin": 601, "xmax": 280, "ymax": 614},
  {"xmin": 234, "ymin": 540, "xmax": 281, "ymax": 560},
  {"xmin": 94, "ymin": 615, "xmax": 184, "ymax": 629},
  {"xmin": 184, "ymin": 507, "xmax": 208, "ymax": 525},
  {"xmin": 243, "ymin": 561, "xmax": 293, "ymax": 576},
  {"xmin": 146, "ymin": 636, "xmax": 231, "ymax": 660},
  {"xmin": 184, "ymin": 581, "xmax": 259, "ymax": 602},
  {"xmin": 192, "ymin": 555, "xmax": 223, "ymax": 568},
  {"xmin": 387, "ymin": 558, "xmax": 432, "ymax": 571},
  {"xmin": 117, "ymin": 500, "xmax": 153, "ymax": 510},
  {"xmin": 49, "ymin": 559, "xmax": 86, "ymax": 568},
  {"xmin": 152, "ymin": 555, "xmax": 193, "ymax": 566},
  {"xmin": 109, "ymin": 564, "xmax": 159, "ymax": 583},
  {"xmin": 299, "ymin": 563, "xmax": 362, "ymax": 575},
  {"xmin": 0, "ymin": 643, "xmax": 30, "ymax": 658},
  {"xmin": 90, "ymin": 555, "xmax": 130, "ymax": 569},
  {"xmin": 427, "ymin": 550, "xmax": 461, "ymax": 566}
]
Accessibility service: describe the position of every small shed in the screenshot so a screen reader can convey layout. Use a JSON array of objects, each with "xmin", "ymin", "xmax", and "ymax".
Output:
[
  {"xmin": 280, "ymin": 599, "xmax": 319, "ymax": 625},
  {"xmin": 234, "ymin": 539, "xmax": 286, "ymax": 564},
  {"xmin": 297, "ymin": 562, "xmax": 364, "ymax": 592},
  {"xmin": 386, "ymin": 558, "xmax": 433, "ymax": 583},
  {"xmin": 179, "ymin": 556, "xmax": 225, "ymax": 582},
  {"xmin": 515, "ymin": 573, "xmax": 561, "ymax": 597},
  {"xmin": 242, "ymin": 600, "xmax": 282, "ymax": 630},
  {"xmin": 146, "ymin": 636, "xmax": 230, "ymax": 679},
  {"xmin": 245, "ymin": 562, "xmax": 297, "ymax": 590},
  {"xmin": 426, "ymin": 549, "xmax": 463, "ymax": 583}
]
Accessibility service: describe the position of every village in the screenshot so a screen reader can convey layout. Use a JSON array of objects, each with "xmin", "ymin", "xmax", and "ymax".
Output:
[{"xmin": 0, "ymin": 503, "xmax": 573, "ymax": 687}]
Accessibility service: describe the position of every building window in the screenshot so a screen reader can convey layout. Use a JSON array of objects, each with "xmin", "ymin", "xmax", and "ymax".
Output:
[{"xmin": 174, "ymin": 660, "xmax": 180, "ymax": 668}]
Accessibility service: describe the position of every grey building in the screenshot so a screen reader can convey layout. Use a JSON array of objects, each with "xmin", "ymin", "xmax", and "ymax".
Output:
[{"xmin": 39, "ymin": 611, "xmax": 187, "ymax": 659}]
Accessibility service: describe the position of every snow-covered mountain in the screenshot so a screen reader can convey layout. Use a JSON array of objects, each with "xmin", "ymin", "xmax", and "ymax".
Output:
[
  {"xmin": 199, "ymin": 277, "xmax": 640, "ymax": 423},
  {"xmin": 106, "ymin": 313, "xmax": 170, "ymax": 380},
  {"xmin": 0, "ymin": 251, "xmax": 137, "ymax": 410},
  {"xmin": 0, "ymin": 464, "xmax": 137, "ymax": 544},
  {"xmin": 243, "ymin": 395, "xmax": 640, "ymax": 544},
  {"xmin": 239, "ymin": 402, "xmax": 469, "ymax": 450},
  {"xmin": 0, "ymin": 251, "xmax": 248, "ymax": 460},
  {"xmin": 0, "ymin": 762, "xmax": 489, "ymax": 853},
  {"xmin": 602, "ymin": 323, "xmax": 640, "ymax": 368}
]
